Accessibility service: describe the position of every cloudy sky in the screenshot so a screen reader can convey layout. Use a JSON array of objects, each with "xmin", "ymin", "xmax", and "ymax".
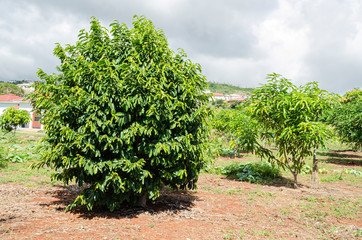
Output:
[{"xmin": 1, "ymin": 0, "xmax": 361, "ymax": 94}]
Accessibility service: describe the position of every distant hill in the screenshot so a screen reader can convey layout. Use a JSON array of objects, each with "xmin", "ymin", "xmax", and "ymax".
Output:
[
  {"xmin": 0, "ymin": 82, "xmax": 27, "ymax": 97},
  {"xmin": 207, "ymin": 82, "xmax": 254, "ymax": 95}
]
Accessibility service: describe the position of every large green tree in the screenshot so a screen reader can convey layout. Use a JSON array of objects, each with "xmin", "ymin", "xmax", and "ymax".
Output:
[
  {"xmin": 32, "ymin": 16, "xmax": 210, "ymax": 211},
  {"xmin": 326, "ymin": 88, "xmax": 362, "ymax": 151},
  {"xmin": 249, "ymin": 73, "xmax": 334, "ymax": 187}
]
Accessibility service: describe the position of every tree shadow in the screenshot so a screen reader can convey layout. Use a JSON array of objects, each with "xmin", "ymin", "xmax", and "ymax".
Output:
[
  {"xmin": 41, "ymin": 184, "xmax": 199, "ymax": 220},
  {"xmin": 223, "ymin": 175, "xmax": 306, "ymax": 189},
  {"xmin": 317, "ymin": 151, "xmax": 362, "ymax": 166}
]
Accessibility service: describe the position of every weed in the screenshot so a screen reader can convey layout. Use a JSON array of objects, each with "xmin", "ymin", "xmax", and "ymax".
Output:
[
  {"xmin": 301, "ymin": 165, "xmax": 329, "ymax": 174},
  {"xmin": 254, "ymin": 229, "xmax": 271, "ymax": 237},
  {"xmin": 327, "ymin": 196, "xmax": 336, "ymax": 201},
  {"xmin": 344, "ymin": 168, "xmax": 362, "ymax": 177},
  {"xmin": 247, "ymin": 190, "xmax": 275, "ymax": 201},
  {"xmin": 226, "ymin": 189, "xmax": 244, "ymax": 195},
  {"xmin": 222, "ymin": 161, "xmax": 281, "ymax": 183},
  {"xmin": 222, "ymin": 228, "xmax": 244, "ymax": 240},
  {"xmin": 280, "ymin": 207, "xmax": 291, "ymax": 215},
  {"xmin": 302, "ymin": 196, "xmax": 318, "ymax": 202},
  {"xmin": 321, "ymin": 172, "xmax": 344, "ymax": 182},
  {"xmin": 201, "ymin": 186, "xmax": 245, "ymax": 196},
  {"xmin": 355, "ymin": 228, "xmax": 362, "ymax": 237},
  {"xmin": 329, "ymin": 198, "xmax": 361, "ymax": 219}
]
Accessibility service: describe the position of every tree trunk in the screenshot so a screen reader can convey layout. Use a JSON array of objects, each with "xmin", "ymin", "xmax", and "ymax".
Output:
[
  {"xmin": 137, "ymin": 192, "xmax": 148, "ymax": 208},
  {"xmin": 311, "ymin": 147, "xmax": 319, "ymax": 188},
  {"xmin": 311, "ymin": 113, "xmax": 320, "ymax": 188},
  {"xmin": 292, "ymin": 172, "xmax": 298, "ymax": 188}
]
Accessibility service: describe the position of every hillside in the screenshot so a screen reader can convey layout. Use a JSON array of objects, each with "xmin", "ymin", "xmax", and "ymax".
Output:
[
  {"xmin": 0, "ymin": 82, "xmax": 26, "ymax": 97},
  {"xmin": 207, "ymin": 82, "xmax": 254, "ymax": 95}
]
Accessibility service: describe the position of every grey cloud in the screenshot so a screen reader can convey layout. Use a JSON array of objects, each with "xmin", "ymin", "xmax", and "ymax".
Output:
[
  {"xmin": 155, "ymin": 0, "xmax": 278, "ymax": 58},
  {"xmin": 0, "ymin": 0, "xmax": 360, "ymax": 93},
  {"xmin": 299, "ymin": 0, "xmax": 362, "ymax": 93}
]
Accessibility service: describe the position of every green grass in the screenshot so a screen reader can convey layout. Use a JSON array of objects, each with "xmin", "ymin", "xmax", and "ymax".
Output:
[
  {"xmin": 0, "ymin": 160, "xmax": 58, "ymax": 186},
  {"xmin": 0, "ymin": 131, "xmax": 60, "ymax": 187},
  {"xmin": 221, "ymin": 227, "xmax": 245, "ymax": 240},
  {"xmin": 200, "ymin": 186, "xmax": 244, "ymax": 195},
  {"xmin": 299, "ymin": 196, "xmax": 361, "ymax": 222}
]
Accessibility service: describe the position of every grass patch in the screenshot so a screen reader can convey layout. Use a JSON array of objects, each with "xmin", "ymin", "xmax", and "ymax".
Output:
[
  {"xmin": 221, "ymin": 227, "xmax": 245, "ymax": 240},
  {"xmin": 0, "ymin": 160, "xmax": 58, "ymax": 186},
  {"xmin": 247, "ymin": 190, "xmax": 276, "ymax": 200},
  {"xmin": 0, "ymin": 132, "xmax": 60, "ymax": 187},
  {"xmin": 300, "ymin": 196, "xmax": 361, "ymax": 222}
]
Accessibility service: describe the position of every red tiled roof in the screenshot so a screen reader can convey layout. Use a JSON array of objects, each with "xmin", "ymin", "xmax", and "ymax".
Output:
[
  {"xmin": 228, "ymin": 97, "xmax": 246, "ymax": 102},
  {"xmin": 213, "ymin": 93, "xmax": 224, "ymax": 96},
  {"xmin": 0, "ymin": 94, "xmax": 26, "ymax": 102}
]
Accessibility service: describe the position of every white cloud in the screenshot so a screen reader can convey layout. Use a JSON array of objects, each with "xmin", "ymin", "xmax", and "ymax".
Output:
[{"xmin": 251, "ymin": 0, "xmax": 310, "ymax": 85}]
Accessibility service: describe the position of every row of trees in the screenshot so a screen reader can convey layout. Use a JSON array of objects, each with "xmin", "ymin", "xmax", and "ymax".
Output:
[
  {"xmin": 28, "ymin": 16, "xmax": 361, "ymax": 211},
  {"xmin": 214, "ymin": 74, "xmax": 353, "ymax": 187},
  {"xmin": 214, "ymin": 80, "xmax": 361, "ymax": 187}
]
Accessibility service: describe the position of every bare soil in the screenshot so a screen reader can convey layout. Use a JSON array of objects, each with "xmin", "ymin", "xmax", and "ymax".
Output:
[{"xmin": 0, "ymin": 155, "xmax": 361, "ymax": 239}]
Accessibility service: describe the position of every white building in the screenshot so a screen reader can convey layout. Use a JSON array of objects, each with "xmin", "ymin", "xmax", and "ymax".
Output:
[
  {"xmin": 0, "ymin": 94, "xmax": 42, "ymax": 129},
  {"xmin": 17, "ymin": 83, "xmax": 35, "ymax": 94}
]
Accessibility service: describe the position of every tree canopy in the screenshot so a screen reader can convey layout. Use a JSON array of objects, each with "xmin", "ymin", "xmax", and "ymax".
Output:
[
  {"xmin": 326, "ymin": 88, "xmax": 362, "ymax": 150},
  {"xmin": 0, "ymin": 107, "xmax": 30, "ymax": 135},
  {"xmin": 31, "ymin": 16, "xmax": 211, "ymax": 211},
  {"xmin": 248, "ymin": 73, "xmax": 334, "ymax": 186}
]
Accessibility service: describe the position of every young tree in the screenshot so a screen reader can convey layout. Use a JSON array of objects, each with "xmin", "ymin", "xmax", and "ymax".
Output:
[
  {"xmin": 31, "ymin": 16, "xmax": 210, "ymax": 211},
  {"xmin": 249, "ymin": 73, "xmax": 334, "ymax": 187},
  {"xmin": 326, "ymin": 88, "xmax": 362, "ymax": 151},
  {"xmin": 213, "ymin": 105, "xmax": 262, "ymax": 157},
  {"xmin": 0, "ymin": 107, "xmax": 30, "ymax": 135}
]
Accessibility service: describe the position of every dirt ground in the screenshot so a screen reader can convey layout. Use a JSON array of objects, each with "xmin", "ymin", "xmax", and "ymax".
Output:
[{"xmin": 0, "ymin": 166, "xmax": 361, "ymax": 240}]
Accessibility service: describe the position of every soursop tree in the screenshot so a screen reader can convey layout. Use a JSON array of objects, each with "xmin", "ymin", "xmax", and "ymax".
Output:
[{"xmin": 31, "ymin": 16, "xmax": 210, "ymax": 211}]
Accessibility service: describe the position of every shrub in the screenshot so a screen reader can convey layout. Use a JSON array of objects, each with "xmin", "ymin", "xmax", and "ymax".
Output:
[
  {"xmin": 31, "ymin": 16, "xmax": 210, "ymax": 211},
  {"xmin": 222, "ymin": 161, "xmax": 281, "ymax": 183}
]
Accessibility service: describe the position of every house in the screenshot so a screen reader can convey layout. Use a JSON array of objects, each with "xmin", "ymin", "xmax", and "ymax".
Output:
[
  {"xmin": 17, "ymin": 83, "xmax": 35, "ymax": 94},
  {"xmin": 229, "ymin": 93, "xmax": 242, "ymax": 100},
  {"xmin": 227, "ymin": 97, "xmax": 246, "ymax": 103},
  {"xmin": 0, "ymin": 94, "xmax": 42, "ymax": 129},
  {"xmin": 212, "ymin": 93, "xmax": 227, "ymax": 101}
]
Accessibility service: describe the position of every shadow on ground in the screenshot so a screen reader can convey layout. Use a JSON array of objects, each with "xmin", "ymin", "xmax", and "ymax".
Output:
[
  {"xmin": 222, "ymin": 175, "xmax": 307, "ymax": 189},
  {"xmin": 318, "ymin": 150, "xmax": 362, "ymax": 166},
  {"xmin": 41, "ymin": 184, "xmax": 199, "ymax": 220}
]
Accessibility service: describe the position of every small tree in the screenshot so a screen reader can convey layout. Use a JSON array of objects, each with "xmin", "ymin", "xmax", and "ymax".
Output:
[
  {"xmin": 326, "ymin": 88, "xmax": 362, "ymax": 151},
  {"xmin": 0, "ymin": 107, "xmax": 30, "ymax": 135},
  {"xmin": 31, "ymin": 16, "xmax": 210, "ymax": 211},
  {"xmin": 213, "ymin": 105, "xmax": 261, "ymax": 157},
  {"xmin": 249, "ymin": 73, "xmax": 334, "ymax": 187}
]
